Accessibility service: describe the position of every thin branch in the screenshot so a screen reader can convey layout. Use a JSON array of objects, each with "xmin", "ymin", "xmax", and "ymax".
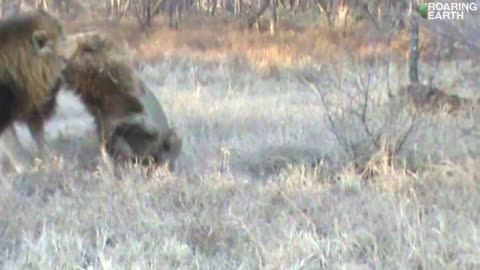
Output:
[
  {"xmin": 298, "ymin": 73, "xmax": 353, "ymax": 156},
  {"xmin": 428, "ymin": 25, "xmax": 442, "ymax": 87},
  {"xmin": 394, "ymin": 112, "xmax": 418, "ymax": 155},
  {"xmin": 131, "ymin": 0, "xmax": 148, "ymax": 31}
]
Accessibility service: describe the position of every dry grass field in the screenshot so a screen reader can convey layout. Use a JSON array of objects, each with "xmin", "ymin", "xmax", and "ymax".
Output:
[{"xmin": 1, "ymin": 12, "xmax": 480, "ymax": 269}]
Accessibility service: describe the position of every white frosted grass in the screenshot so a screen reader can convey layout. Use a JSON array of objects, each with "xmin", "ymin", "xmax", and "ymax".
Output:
[{"xmin": 1, "ymin": 58, "xmax": 479, "ymax": 269}]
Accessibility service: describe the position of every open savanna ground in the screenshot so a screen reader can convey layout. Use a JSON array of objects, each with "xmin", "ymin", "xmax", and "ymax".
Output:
[{"xmin": 2, "ymin": 11, "xmax": 480, "ymax": 270}]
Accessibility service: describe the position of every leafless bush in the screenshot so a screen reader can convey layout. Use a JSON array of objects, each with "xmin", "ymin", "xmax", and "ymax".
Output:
[
  {"xmin": 131, "ymin": 0, "xmax": 163, "ymax": 29},
  {"xmin": 104, "ymin": 0, "xmax": 131, "ymax": 20},
  {"xmin": 298, "ymin": 60, "xmax": 419, "ymax": 178},
  {"xmin": 312, "ymin": 0, "xmax": 407, "ymax": 34}
]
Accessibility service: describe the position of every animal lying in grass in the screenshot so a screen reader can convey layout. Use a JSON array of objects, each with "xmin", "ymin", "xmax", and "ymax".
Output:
[
  {"xmin": 63, "ymin": 31, "xmax": 182, "ymax": 171},
  {"xmin": 397, "ymin": 82, "xmax": 476, "ymax": 114},
  {"xmin": 0, "ymin": 9, "xmax": 67, "ymax": 172}
]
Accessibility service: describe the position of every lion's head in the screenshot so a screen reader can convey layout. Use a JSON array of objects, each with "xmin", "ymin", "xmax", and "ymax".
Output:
[
  {"xmin": 63, "ymin": 31, "xmax": 139, "ymax": 101},
  {"xmin": 106, "ymin": 114, "xmax": 182, "ymax": 171}
]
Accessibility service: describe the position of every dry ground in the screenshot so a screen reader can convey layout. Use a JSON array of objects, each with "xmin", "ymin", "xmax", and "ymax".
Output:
[{"xmin": 1, "ymin": 13, "xmax": 480, "ymax": 270}]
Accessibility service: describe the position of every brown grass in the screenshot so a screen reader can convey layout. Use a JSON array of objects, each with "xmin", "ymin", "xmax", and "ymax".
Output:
[{"xmin": 64, "ymin": 12, "xmax": 444, "ymax": 71}]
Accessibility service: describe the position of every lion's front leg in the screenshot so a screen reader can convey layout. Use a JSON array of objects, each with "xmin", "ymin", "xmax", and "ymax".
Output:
[
  {"xmin": 26, "ymin": 113, "xmax": 48, "ymax": 158},
  {"xmin": 92, "ymin": 108, "xmax": 108, "ymax": 143},
  {"xmin": 1, "ymin": 126, "xmax": 35, "ymax": 172}
]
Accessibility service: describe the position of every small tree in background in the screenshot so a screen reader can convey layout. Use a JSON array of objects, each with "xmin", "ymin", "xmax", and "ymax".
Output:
[{"xmin": 131, "ymin": 0, "xmax": 162, "ymax": 29}]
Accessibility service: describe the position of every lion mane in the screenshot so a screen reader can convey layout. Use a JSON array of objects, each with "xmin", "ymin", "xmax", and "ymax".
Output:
[
  {"xmin": 0, "ymin": 10, "xmax": 65, "ymax": 123},
  {"xmin": 0, "ymin": 9, "xmax": 66, "ymax": 171}
]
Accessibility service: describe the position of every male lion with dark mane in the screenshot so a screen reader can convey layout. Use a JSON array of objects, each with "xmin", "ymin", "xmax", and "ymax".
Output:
[
  {"xmin": 0, "ymin": 9, "xmax": 66, "ymax": 172},
  {"xmin": 63, "ymin": 31, "xmax": 182, "ymax": 171}
]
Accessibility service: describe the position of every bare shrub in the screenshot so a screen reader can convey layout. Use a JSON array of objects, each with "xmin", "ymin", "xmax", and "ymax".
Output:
[
  {"xmin": 131, "ymin": 0, "xmax": 163, "ymax": 30},
  {"xmin": 298, "ymin": 59, "xmax": 419, "ymax": 179}
]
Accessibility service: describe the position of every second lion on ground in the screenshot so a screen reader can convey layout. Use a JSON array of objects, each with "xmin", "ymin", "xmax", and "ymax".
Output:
[{"xmin": 63, "ymin": 31, "xmax": 182, "ymax": 171}]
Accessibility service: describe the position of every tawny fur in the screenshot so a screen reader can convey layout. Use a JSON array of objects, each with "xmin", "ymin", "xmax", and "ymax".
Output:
[
  {"xmin": 398, "ymin": 82, "xmax": 475, "ymax": 114},
  {"xmin": 0, "ymin": 10, "xmax": 64, "ymax": 121},
  {"xmin": 63, "ymin": 31, "xmax": 144, "ymax": 139},
  {"xmin": 63, "ymin": 31, "xmax": 182, "ymax": 171},
  {"xmin": 0, "ymin": 9, "xmax": 66, "ymax": 171}
]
